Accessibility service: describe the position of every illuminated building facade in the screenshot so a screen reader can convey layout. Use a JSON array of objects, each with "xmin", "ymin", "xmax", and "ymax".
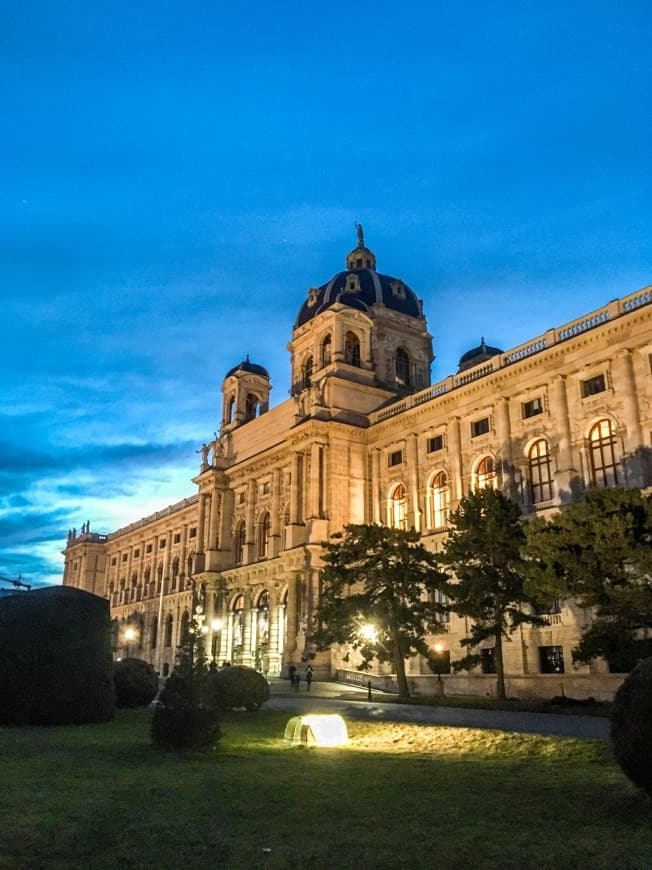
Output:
[{"xmin": 63, "ymin": 231, "xmax": 652, "ymax": 698}]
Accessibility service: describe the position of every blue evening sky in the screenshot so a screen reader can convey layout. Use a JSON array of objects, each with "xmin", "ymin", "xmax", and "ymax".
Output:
[{"xmin": 1, "ymin": 1, "xmax": 650, "ymax": 585}]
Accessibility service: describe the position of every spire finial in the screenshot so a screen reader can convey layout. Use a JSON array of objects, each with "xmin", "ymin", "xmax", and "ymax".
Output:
[{"xmin": 355, "ymin": 221, "xmax": 364, "ymax": 248}]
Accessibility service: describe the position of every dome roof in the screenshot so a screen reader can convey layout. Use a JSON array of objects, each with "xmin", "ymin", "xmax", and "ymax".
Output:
[
  {"xmin": 225, "ymin": 356, "xmax": 270, "ymax": 379},
  {"xmin": 295, "ymin": 227, "xmax": 422, "ymax": 328},
  {"xmin": 457, "ymin": 338, "xmax": 503, "ymax": 373}
]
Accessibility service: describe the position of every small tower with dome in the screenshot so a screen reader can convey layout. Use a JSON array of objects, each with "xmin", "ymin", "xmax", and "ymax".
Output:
[
  {"xmin": 289, "ymin": 226, "xmax": 433, "ymax": 423},
  {"xmin": 220, "ymin": 356, "xmax": 271, "ymax": 432}
]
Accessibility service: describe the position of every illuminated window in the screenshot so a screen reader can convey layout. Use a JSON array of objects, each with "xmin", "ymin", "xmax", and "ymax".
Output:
[
  {"xmin": 234, "ymin": 521, "xmax": 246, "ymax": 565},
  {"xmin": 427, "ymin": 435, "xmax": 443, "ymax": 453},
  {"xmin": 395, "ymin": 348, "xmax": 410, "ymax": 387},
  {"xmin": 471, "ymin": 417, "xmax": 490, "ymax": 438},
  {"xmin": 475, "ymin": 456, "xmax": 496, "ymax": 490},
  {"xmin": 589, "ymin": 419, "xmax": 619, "ymax": 487},
  {"xmin": 528, "ymin": 439, "xmax": 553, "ymax": 503},
  {"xmin": 245, "ymin": 393, "xmax": 259, "ymax": 421},
  {"xmin": 581, "ymin": 374, "xmax": 606, "ymax": 398},
  {"xmin": 302, "ymin": 355, "xmax": 313, "ymax": 388},
  {"xmin": 388, "ymin": 449, "xmax": 403, "ymax": 467},
  {"xmin": 431, "ymin": 471, "xmax": 449, "ymax": 528},
  {"xmin": 389, "ymin": 484, "xmax": 408, "ymax": 529},
  {"xmin": 539, "ymin": 645, "xmax": 565, "ymax": 674},
  {"xmin": 345, "ymin": 332, "xmax": 361, "ymax": 367},
  {"xmin": 321, "ymin": 334, "xmax": 332, "ymax": 367},
  {"xmin": 522, "ymin": 397, "xmax": 543, "ymax": 419},
  {"xmin": 258, "ymin": 512, "xmax": 271, "ymax": 558}
]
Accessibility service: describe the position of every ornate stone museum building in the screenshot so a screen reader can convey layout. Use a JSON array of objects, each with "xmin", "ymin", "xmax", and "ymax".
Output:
[{"xmin": 63, "ymin": 230, "xmax": 652, "ymax": 698}]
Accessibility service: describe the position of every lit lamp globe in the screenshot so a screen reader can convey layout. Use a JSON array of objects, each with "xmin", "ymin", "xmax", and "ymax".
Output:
[{"xmin": 360, "ymin": 623, "xmax": 378, "ymax": 643}]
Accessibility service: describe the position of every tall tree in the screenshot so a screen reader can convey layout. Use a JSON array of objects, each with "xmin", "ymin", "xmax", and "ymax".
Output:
[
  {"xmin": 441, "ymin": 488, "xmax": 546, "ymax": 700},
  {"xmin": 312, "ymin": 524, "xmax": 448, "ymax": 699},
  {"xmin": 525, "ymin": 487, "xmax": 652, "ymax": 671}
]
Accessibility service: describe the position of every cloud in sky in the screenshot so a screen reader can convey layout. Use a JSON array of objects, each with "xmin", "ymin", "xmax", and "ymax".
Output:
[{"xmin": 0, "ymin": 2, "xmax": 650, "ymax": 585}]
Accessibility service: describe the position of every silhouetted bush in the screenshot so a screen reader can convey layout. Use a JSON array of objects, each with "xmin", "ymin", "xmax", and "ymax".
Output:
[
  {"xmin": 0, "ymin": 586, "xmax": 114, "ymax": 725},
  {"xmin": 114, "ymin": 657, "xmax": 159, "ymax": 708},
  {"xmin": 151, "ymin": 670, "xmax": 221, "ymax": 750},
  {"xmin": 610, "ymin": 656, "xmax": 652, "ymax": 795},
  {"xmin": 205, "ymin": 665, "xmax": 270, "ymax": 712}
]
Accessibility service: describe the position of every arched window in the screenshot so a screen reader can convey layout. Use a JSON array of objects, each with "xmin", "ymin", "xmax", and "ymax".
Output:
[
  {"xmin": 226, "ymin": 395, "xmax": 235, "ymax": 424},
  {"xmin": 180, "ymin": 611, "xmax": 190, "ymax": 645},
  {"xmin": 256, "ymin": 590, "xmax": 270, "ymax": 647},
  {"xmin": 475, "ymin": 456, "xmax": 496, "ymax": 490},
  {"xmin": 389, "ymin": 483, "xmax": 408, "ymax": 530},
  {"xmin": 589, "ymin": 419, "xmax": 619, "ymax": 487},
  {"xmin": 431, "ymin": 471, "xmax": 449, "ymax": 528},
  {"xmin": 529, "ymin": 439, "xmax": 553, "ymax": 503},
  {"xmin": 143, "ymin": 566, "xmax": 151, "ymax": 587},
  {"xmin": 245, "ymin": 394, "xmax": 259, "ymax": 421},
  {"xmin": 321, "ymin": 334, "xmax": 332, "ymax": 367},
  {"xmin": 301, "ymin": 355, "xmax": 313, "ymax": 389},
  {"xmin": 150, "ymin": 616, "xmax": 158, "ymax": 649},
  {"xmin": 234, "ymin": 521, "xmax": 246, "ymax": 565},
  {"xmin": 164, "ymin": 613, "xmax": 174, "ymax": 647},
  {"xmin": 396, "ymin": 347, "xmax": 411, "ymax": 387},
  {"xmin": 257, "ymin": 512, "xmax": 271, "ymax": 558},
  {"xmin": 344, "ymin": 331, "xmax": 361, "ymax": 367},
  {"xmin": 170, "ymin": 557, "xmax": 179, "ymax": 591}
]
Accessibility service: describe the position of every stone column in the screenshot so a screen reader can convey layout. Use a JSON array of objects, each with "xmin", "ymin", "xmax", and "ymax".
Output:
[
  {"xmin": 245, "ymin": 479, "xmax": 256, "ymax": 563},
  {"xmin": 289, "ymin": 452, "xmax": 302, "ymax": 524},
  {"xmin": 207, "ymin": 486, "xmax": 220, "ymax": 552},
  {"xmin": 549, "ymin": 375, "xmax": 576, "ymax": 501},
  {"xmin": 196, "ymin": 493, "xmax": 207, "ymax": 553},
  {"xmin": 371, "ymin": 448, "xmax": 381, "ymax": 524},
  {"xmin": 495, "ymin": 397, "xmax": 514, "ymax": 496},
  {"xmin": 285, "ymin": 571, "xmax": 299, "ymax": 655},
  {"xmin": 406, "ymin": 433, "xmax": 421, "ymax": 531},
  {"xmin": 270, "ymin": 468, "xmax": 282, "ymax": 556},
  {"xmin": 614, "ymin": 349, "xmax": 644, "ymax": 486},
  {"xmin": 218, "ymin": 489, "xmax": 234, "ymax": 556},
  {"xmin": 447, "ymin": 417, "xmax": 463, "ymax": 503},
  {"xmin": 308, "ymin": 441, "xmax": 323, "ymax": 518}
]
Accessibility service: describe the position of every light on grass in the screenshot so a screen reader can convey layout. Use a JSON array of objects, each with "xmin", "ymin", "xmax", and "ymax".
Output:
[{"xmin": 284, "ymin": 714, "xmax": 349, "ymax": 747}]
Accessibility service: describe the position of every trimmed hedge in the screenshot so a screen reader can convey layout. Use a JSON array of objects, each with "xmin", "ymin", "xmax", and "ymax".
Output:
[
  {"xmin": 0, "ymin": 586, "xmax": 114, "ymax": 725},
  {"xmin": 610, "ymin": 656, "xmax": 652, "ymax": 795},
  {"xmin": 205, "ymin": 665, "xmax": 270, "ymax": 712},
  {"xmin": 114, "ymin": 657, "xmax": 159, "ymax": 708}
]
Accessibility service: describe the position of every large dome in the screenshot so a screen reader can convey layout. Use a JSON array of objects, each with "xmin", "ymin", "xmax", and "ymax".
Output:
[{"xmin": 295, "ymin": 227, "xmax": 422, "ymax": 328}]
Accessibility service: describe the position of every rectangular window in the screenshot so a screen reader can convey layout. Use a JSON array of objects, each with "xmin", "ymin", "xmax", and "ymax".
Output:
[
  {"xmin": 388, "ymin": 450, "xmax": 403, "ymax": 467},
  {"xmin": 471, "ymin": 417, "xmax": 490, "ymax": 438},
  {"xmin": 133, "ymin": 549, "xmax": 140, "ymax": 558},
  {"xmin": 581, "ymin": 373, "xmax": 606, "ymax": 398},
  {"xmin": 173, "ymin": 533, "xmax": 181, "ymax": 544},
  {"xmin": 480, "ymin": 648, "xmax": 496, "ymax": 674},
  {"xmin": 539, "ymin": 645, "xmax": 565, "ymax": 674},
  {"xmin": 122, "ymin": 553, "xmax": 128, "ymax": 563},
  {"xmin": 262, "ymin": 482, "xmax": 271, "ymax": 494},
  {"xmin": 238, "ymin": 492, "xmax": 246, "ymax": 504},
  {"xmin": 427, "ymin": 435, "xmax": 443, "ymax": 453},
  {"xmin": 159, "ymin": 539, "xmax": 166, "ymax": 550},
  {"xmin": 146, "ymin": 544, "xmax": 153, "ymax": 554},
  {"xmin": 522, "ymin": 397, "xmax": 543, "ymax": 419},
  {"xmin": 111, "ymin": 557, "xmax": 117, "ymax": 566},
  {"xmin": 189, "ymin": 527, "xmax": 197, "ymax": 539}
]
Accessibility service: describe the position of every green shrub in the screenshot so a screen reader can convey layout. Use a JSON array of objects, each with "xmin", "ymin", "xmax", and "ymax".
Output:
[
  {"xmin": 151, "ymin": 671, "xmax": 221, "ymax": 750},
  {"xmin": 205, "ymin": 665, "xmax": 270, "ymax": 712},
  {"xmin": 114, "ymin": 657, "xmax": 159, "ymax": 708},
  {"xmin": 610, "ymin": 656, "xmax": 652, "ymax": 795}
]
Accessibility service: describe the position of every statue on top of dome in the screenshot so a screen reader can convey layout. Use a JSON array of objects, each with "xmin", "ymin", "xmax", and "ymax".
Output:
[{"xmin": 355, "ymin": 221, "xmax": 365, "ymax": 248}]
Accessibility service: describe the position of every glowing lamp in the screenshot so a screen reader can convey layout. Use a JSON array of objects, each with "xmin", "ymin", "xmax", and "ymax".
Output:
[
  {"xmin": 211, "ymin": 618, "xmax": 223, "ymax": 631},
  {"xmin": 124, "ymin": 628, "xmax": 136, "ymax": 641},
  {"xmin": 360, "ymin": 623, "xmax": 378, "ymax": 643},
  {"xmin": 284, "ymin": 714, "xmax": 349, "ymax": 747}
]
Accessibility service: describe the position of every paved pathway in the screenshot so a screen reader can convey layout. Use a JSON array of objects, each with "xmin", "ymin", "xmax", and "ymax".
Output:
[{"xmin": 268, "ymin": 679, "xmax": 610, "ymax": 741}]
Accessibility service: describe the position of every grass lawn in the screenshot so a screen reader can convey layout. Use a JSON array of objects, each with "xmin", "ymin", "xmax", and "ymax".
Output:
[{"xmin": 1, "ymin": 709, "xmax": 649, "ymax": 869}]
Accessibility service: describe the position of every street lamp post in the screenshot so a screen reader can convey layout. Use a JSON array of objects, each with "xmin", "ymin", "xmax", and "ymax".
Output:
[
  {"xmin": 210, "ymin": 618, "xmax": 223, "ymax": 664},
  {"xmin": 124, "ymin": 626, "xmax": 136, "ymax": 659}
]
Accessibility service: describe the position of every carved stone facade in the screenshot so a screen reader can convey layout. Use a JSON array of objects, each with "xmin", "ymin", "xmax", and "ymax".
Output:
[{"xmin": 63, "ymin": 234, "xmax": 652, "ymax": 697}]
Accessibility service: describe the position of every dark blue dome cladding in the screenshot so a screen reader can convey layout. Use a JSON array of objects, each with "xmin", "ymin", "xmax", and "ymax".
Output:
[
  {"xmin": 295, "ymin": 270, "xmax": 421, "ymax": 327},
  {"xmin": 225, "ymin": 359, "xmax": 270, "ymax": 378}
]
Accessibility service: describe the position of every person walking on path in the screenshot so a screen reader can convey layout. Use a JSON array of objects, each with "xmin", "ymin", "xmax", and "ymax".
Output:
[
  {"xmin": 305, "ymin": 665, "xmax": 313, "ymax": 691},
  {"xmin": 288, "ymin": 664, "xmax": 296, "ymax": 687}
]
